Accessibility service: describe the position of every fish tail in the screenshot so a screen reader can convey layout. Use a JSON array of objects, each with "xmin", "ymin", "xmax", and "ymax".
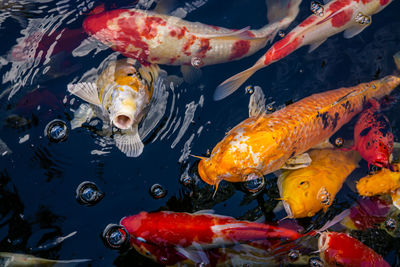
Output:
[
  {"xmin": 394, "ymin": 51, "xmax": 400, "ymax": 72},
  {"xmin": 214, "ymin": 62, "xmax": 264, "ymax": 101}
]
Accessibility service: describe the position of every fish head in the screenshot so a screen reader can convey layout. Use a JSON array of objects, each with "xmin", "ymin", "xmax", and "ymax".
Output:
[{"xmin": 371, "ymin": 151, "xmax": 390, "ymax": 168}]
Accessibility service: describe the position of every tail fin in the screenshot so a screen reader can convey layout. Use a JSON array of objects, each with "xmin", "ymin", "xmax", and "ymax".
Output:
[
  {"xmin": 266, "ymin": 0, "xmax": 301, "ymax": 24},
  {"xmin": 394, "ymin": 51, "xmax": 400, "ymax": 71},
  {"xmin": 214, "ymin": 62, "xmax": 264, "ymax": 101}
]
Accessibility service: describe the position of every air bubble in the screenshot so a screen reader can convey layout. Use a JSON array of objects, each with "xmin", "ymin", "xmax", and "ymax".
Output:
[
  {"xmin": 245, "ymin": 86, "xmax": 254, "ymax": 95},
  {"xmin": 278, "ymin": 31, "xmax": 285, "ymax": 38},
  {"xmin": 76, "ymin": 181, "xmax": 104, "ymax": 206},
  {"xmin": 191, "ymin": 57, "xmax": 203, "ymax": 68},
  {"xmin": 334, "ymin": 137, "xmax": 344, "ymax": 148},
  {"xmin": 309, "ymin": 257, "xmax": 323, "ymax": 267},
  {"xmin": 266, "ymin": 104, "xmax": 276, "ymax": 113},
  {"xmin": 311, "ymin": 1, "xmax": 324, "ymax": 17},
  {"xmin": 45, "ymin": 119, "xmax": 68, "ymax": 142},
  {"xmin": 243, "ymin": 175, "xmax": 265, "ymax": 193},
  {"xmin": 288, "ymin": 250, "xmax": 299, "ymax": 262},
  {"xmin": 180, "ymin": 176, "xmax": 193, "ymax": 186},
  {"xmin": 102, "ymin": 224, "xmax": 129, "ymax": 250},
  {"xmin": 150, "ymin": 184, "xmax": 167, "ymax": 199},
  {"xmin": 385, "ymin": 218, "xmax": 396, "ymax": 231}
]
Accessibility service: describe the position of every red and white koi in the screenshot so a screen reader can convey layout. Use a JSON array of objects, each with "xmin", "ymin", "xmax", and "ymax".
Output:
[
  {"xmin": 215, "ymin": 0, "xmax": 393, "ymax": 100},
  {"xmin": 318, "ymin": 232, "xmax": 390, "ymax": 267},
  {"xmin": 82, "ymin": 0, "xmax": 301, "ymax": 67},
  {"xmin": 120, "ymin": 211, "xmax": 303, "ymax": 265}
]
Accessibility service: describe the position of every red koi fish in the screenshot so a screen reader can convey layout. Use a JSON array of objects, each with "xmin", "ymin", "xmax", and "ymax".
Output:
[
  {"xmin": 82, "ymin": 0, "xmax": 301, "ymax": 67},
  {"xmin": 348, "ymin": 99, "xmax": 393, "ymax": 168},
  {"xmin": 318, "ymin": 232, "xmax": 390, "ymax": 267},
  {"xmin": 120, "ymin": 211, "xmax": 303, "ymax": 265},
  {"xmin": 215, "ymin": 0, "xmax": 393, "ymax": 100}
]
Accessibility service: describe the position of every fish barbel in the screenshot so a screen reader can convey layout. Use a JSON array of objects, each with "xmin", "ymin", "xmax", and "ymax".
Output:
[
  {"xmin": 82, "ymin": 0, "xmax": 301, "ymax": 66},
  {"xmin": 214, "ymin": 0, "xmax": 393, "ymax": 100},
  {"xmin": 198, "ymin": 72, "xmax": 400, "ymax": 188},
  {"xmin": 278, "ymin": 149, "xmax": 360, "ymax": 218}
]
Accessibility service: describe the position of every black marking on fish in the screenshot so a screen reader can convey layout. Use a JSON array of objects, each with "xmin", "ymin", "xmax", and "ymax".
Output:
[
  {"xmin": 331, "ymin": 112, "xmax": 340, "ymax": 130},
  {"xmin": 360, "ymin": 127, "xmax": 371, "ymax": 137}
]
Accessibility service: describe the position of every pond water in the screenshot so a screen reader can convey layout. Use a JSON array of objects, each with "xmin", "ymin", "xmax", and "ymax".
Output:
[{"xmin": 0, "ymin": 0, "xmax": 400, "ymax": 266}]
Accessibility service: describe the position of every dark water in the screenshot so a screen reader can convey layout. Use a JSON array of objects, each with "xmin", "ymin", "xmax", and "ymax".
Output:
[{"xmin": 0, "ymin": 0, "xmax": 400, "ymax": 266}]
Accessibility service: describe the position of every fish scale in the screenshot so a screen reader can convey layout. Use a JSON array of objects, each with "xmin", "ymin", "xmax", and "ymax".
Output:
[{"xmin": 198, "ymin": 75, "xmax": 400, "ymax": 186}]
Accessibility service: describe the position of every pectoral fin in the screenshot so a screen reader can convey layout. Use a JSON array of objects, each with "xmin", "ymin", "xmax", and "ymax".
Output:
[
  {"xmin": 308, "ymin": 39, "xmax": 327, "ymax": 53},
  {"xmin": 248, "ymin": 86, "xmax": 266, "ymax": 117},
  {"xmin": 181, "ymin": 65, "xmax": 202, "ymax": 84},
  {"xmin": 67, "ymin": 82, "xmax": 101, "ymax": 106},
  {"xmin": 343, "ymin": 24, "xmax": 369, "ymax": 39},
  {"xmin": 70, "ymin": 103, "xmax": 95, "ymax": 129},
  {"xmin": 281, "ymin": 153, "xmax": 312, "ymax": 169},
  {"xmin": 195, "ymin": 26, "xmax": 260, "ymax": 40},
  {"xmin": 114, "ymin": 126, "xmax": 144, "ymax": 157}
]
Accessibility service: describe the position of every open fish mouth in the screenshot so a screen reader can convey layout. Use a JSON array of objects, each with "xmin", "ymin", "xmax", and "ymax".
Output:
[
  {"xmin": 112, "ymin": 113, "xmax": 134, "ymax": 129},
  {"xmin": 318, "ymin": 232, "xmax": 330, "ymax": 252}
]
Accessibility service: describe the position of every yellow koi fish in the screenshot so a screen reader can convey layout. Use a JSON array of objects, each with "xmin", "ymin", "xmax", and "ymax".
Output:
[
  {"xmin": 278, "ymin": 149, "xmax": 360, "ymax": 218},
  {"xmin": 68, "ymin": 58, "xmax": 161, "ymax": 157},
  {"xmin": 198, "ymin": 52, "xmax": 400, "ymax": 190}
]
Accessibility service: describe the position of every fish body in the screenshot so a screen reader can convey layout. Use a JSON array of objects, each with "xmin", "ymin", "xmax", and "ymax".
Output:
[
  {"xmin": 214, "ymin": 0, "xmax": 393, "ymax": 100},
  {"xmin": 68, "ymin": 58, "xmax": 161, "ymax": 157},
  {"xmin": 318, "ymin": 232, "xmax": 390, "ymax": 267},
  {"xmin": 278, "ymin": 149, "xmax": 360, "ymax": 218},
  {"xmin": 0, "ymin": 252, "xmax": 90, "ymax": 266},
  {"xmin": 120, "ymin": 211, "xmax": 303, "ymax": 265},
  {"xmin": 356, "ymin": 163, "xmax": 400, "ymax": 196},
  {"xmin": 350, "ymin": 99, "xmax": 393, "ymax": 168},
  {"xmin": 82, "ymin": 0, "xmax": 301, "ymax": 66},
  {"xmin": 198, "ymin": 75, "xmax": 400, "ymax": 187}
]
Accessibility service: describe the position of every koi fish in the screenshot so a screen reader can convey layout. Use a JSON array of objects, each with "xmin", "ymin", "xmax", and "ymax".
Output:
[
  {"xmin": 318, "ymin": 232, "xmax": 390, "ymax": 267},
  {"xmin": 346, "ymin": 99, "xmax": 393, "ymax": 168},
  {"xmin": 356, "ymin": 163, "xmax": 400, "ymax": 197},
  {"xmin": 278, "ymin": 149, "xmax": 360, "ymax": 218},
  {"xmin": 198, "ymin": 55, "xmax": 400, "ymax": 188},
  {"xmin": 0, "ymin": 252, "xmax": 91, "ymax": 266},
  {"xmin": 82, "ymin": 0, "xmax": 301, "ymax": 67},
  {"xmin": 67, "ymin": 58, "xmax": 161, "ymax": 157},
  {"xmin": 214, "ymin": 0, "xmax": 393, "ymax": 100},
  {"xmin": 120, "ymin": 211, "xmax": 303, "ymax": 265},
  {"xmin": 340, "ymin": 196, "xmax": 391, "ymax": 230}
]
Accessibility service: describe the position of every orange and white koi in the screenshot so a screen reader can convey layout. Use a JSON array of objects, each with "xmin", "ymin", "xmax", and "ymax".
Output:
[
  {"xmin": 318, "ymin": 232, "xmax": 390, "ymax": 267},
  {"xmin": 198, "ymin": 56, "xmax": 400, "ymax": 188},
  {"xmin": 278, "ymin": 149, "xmax": 360, "ymax": 218},
  {"xmin": 120, "ymin": 211, "xmax": 303, "ymax": 265},
  {"xmin": 82, "ymin": 0, "xmax": 301, "ymax": 67},
  {"xmin": 214, "ymin": 0, "xmax": 393, "ymax": 100}
]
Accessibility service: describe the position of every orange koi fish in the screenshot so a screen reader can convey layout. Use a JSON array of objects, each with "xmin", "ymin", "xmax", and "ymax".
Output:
[
  {"xmin": 82, "ymin": 0, "xmax": 301, "ymax": 67},
  {"xmin": 278, "ymin": 149, "xmax": 360, "ymax": 218},
  {"xmin": 198, "ymin": 53, "xmax": 400, "ymax": 189},
  {"xmin": 318, "ymin": 232, "xmax": 390, "ymax": 267},
  {"xmin": 214, "ymin": 0, "xmax": 393, "ymax": 100},
  {"xmin": 119, "ymin": 211, "xmax": 303, "ymax": 265}
]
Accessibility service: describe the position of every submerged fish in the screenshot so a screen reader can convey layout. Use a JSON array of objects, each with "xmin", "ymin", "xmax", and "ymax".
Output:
[
  {"xmin": 214, "ymin": 0, "xmax": 393, "ymax": 100},
  {"xmin": 318, "ymin": 232, "xmax": 390, "ymax": 267},
  {"xmin": 82, "ymin": 0, "xmax": 301, "ymax": 67},
  {"xmin": 198, "ymin": 55, "xmax": 400, "ymax": 189},
  {"xmin": 347, "ymin": 99, "xmax": 393, "ymax": 168},
  {"xmin": 356, "ymin": 163, "xmax": 400, "ymax": 197},
  {"xmin": 0, "ymin": 252, "xmax": 90, "ymax": 266},
  {"xmin": 68, "ymin": 58, "xmax": 161, "ymax": 157},
  {"xmin": 278, "ymin": 149, "xmax": 360, "ymax": 218},
  {"xmin": 120, "ymin": 211, "xmax": 303, "ymax": 265}
]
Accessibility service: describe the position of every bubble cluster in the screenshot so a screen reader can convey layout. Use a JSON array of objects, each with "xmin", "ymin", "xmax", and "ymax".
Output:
[
  {"xmin": 311, "ymin": 1, "xmax": 324, "ymax": 17},
  {"xmin": 278, "ymin": 31, "xmax": 285, "ymax": 38},
  {"xmin": 355, "ymin": 12, "xmax": 371, "ymax": 25},
  {"xmin": 243, "ymin": 176, "xmax": 265, "ymax": 193},
  {"xmin": 102, "ymin": 224, "xmax": 129, "ymax": 249},
  {"xmin": 180, "ymin": 176, "xmax": 193, "ymax": 186},
  {"xmin": 245, "ymin": 85, "xmax": 254, "ymax": 95},
  {"xmin": 45, "ymin": 119, "xmax": 68, "ymax": 142},
  {"xmin": 266, "ymin": 104, "xmax": 276, "ymax": 113},
  {"xmin": 317, "ymin": 187, "xmax": 331, "ymax": 205},
  {"xmin": 384, "ymin": 218, "xmax": 396, "ymax": 231},
  {"xmin": 76, "ymin": 181, "xmax": 104, "ymax": 206},
  {"xmin": 150, "ymin": 184, "xmax": 167, "ymax": 199},
  {"xmin": 288, "ymin": 250, "xmax": 299, "ymax": 262}
]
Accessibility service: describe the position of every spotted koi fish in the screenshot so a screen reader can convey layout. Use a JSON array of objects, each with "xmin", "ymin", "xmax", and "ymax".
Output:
[
  {"xmin": 82, "ymin": 0, "xmax": 301, "ymax": 67},
  {"xmin": 198, "ymin": 53, "xmax": 400, "ymax": 189},
  {"xmin": 214, "ymin": 0, "xmax": 393, "ymax": 100},
  {"xmin": 318, "ymin": 232, "xmax": 390, "ymax": 267},
  {"xmin": 347, "ymin": 99, "xmax": 393, "ymax": 168},
  {"xmin": 120, "ymin": 211, "xmax": 303, "ymax": 265}
]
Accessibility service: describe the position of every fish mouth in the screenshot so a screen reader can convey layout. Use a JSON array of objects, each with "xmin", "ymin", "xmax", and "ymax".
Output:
[
  {"xmin": 282, "ymin": 200, "xmax": 293, "ymax": 218},
  {"xmin": 112, "ymin": 113, "xmax": 134, "ymax": 130},
  {"xmin": 318, "ymin": 232, "xmax": 330, "ymax": 252}
]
